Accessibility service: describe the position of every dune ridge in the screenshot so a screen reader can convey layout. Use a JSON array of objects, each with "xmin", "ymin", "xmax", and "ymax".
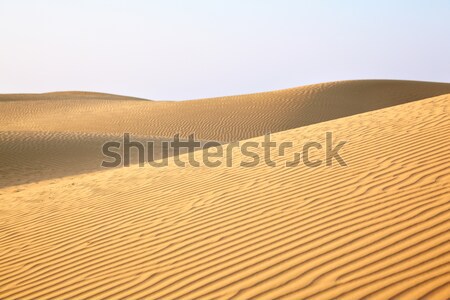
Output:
[
  {"xmin": 0, "ymin": 93, "xmax": 449, "ymax": 299},
  {"xmin": 1, "ymin": 80, "xmax": 450, "ymax": 141},
  {"xmin": 1, "ymin": 80, "xmax": 450, "ymax": 187}
]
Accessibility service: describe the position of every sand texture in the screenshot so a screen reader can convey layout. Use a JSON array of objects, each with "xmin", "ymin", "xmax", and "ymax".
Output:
[{"xmin": 0, "ymin": 81, "xmax": 449, "ymax": 299}]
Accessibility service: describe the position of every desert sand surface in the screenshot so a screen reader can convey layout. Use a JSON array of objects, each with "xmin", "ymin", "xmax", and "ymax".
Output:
[
  {"xmin": 0, "ymin": 82, "xmax": 450, "ymax": 299},
  {"xmin": 2, "ymin": 80, "xmax": 450, "ymax": 140},
  {"xmin": 1, "ymin": 80, "xmax": 450, "ymax": 187}
]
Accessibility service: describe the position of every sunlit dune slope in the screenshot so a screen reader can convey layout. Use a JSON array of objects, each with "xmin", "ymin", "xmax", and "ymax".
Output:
[
  {"xmin": 0, "ymin": 94, "xmax": 448, "ymax": 299},
  {"xmin": 1, "ymin": 80, "xmax": 450, "ymax": 187}
]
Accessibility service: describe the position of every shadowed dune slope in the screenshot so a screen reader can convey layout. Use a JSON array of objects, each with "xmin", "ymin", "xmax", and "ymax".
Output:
[
  {"xmin": 0, "ymin": 94, "xmax": 449, "ymax": 299},
  {"xmin": 0, "ymin": 132, "xmax": 175, "ymax": 187},
  {"xmin": 1, "ymin": 80, "xmax": 450, "ymax": 187}
]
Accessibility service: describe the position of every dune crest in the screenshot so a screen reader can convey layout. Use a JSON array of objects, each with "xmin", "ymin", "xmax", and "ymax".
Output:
[
  {"xmin": 1, "ymin": 80, "xmax": 450, "ymax": 141},
  {"xmin": 1, "ymin": 80, "xmax": 450, "ymax": 187}
]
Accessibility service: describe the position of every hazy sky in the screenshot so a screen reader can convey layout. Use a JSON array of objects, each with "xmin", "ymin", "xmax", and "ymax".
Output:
[{"xmin": 1, "ymin": 0, "xmax": 449, "ymax": 100}]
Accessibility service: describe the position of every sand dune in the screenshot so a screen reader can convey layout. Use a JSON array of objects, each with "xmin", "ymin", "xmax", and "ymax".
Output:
[
  {"xmin": 0, "ymin": 132, "xmax": 176, "ymax": 188},
  {"xmin": 2, "ymin": 80, "xmax": 450, "ymax": 141},
  {"xmin": 0, "ymin": 91, "xmax": 449, "ymax": 299},
  {"xmin": 1, "ymin": 80, "xmax": 450, "ymax": 187}
]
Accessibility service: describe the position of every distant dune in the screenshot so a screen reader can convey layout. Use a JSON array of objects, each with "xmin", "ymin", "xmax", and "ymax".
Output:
[
  {"xmin": 1, "ymin": 80, "xmax": 450, "ymax": 187},
  {"xmin": 0, "ymin": 81, "xmax": 449, "ymax": 299},
  {"xmin": 2, "ymin": 80, "xmax": 450, "ymax": 140}
]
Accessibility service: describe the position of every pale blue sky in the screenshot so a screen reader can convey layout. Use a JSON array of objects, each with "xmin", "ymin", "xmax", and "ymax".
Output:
[{"xmin": 1, "ymin": 0, "xmax": 449, "ymax": 100}]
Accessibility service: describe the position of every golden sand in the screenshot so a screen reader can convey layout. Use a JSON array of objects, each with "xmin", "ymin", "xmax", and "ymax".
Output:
[{"xmin": 0, "ymin": 81, "xmax": 449, "ymax": 299}]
